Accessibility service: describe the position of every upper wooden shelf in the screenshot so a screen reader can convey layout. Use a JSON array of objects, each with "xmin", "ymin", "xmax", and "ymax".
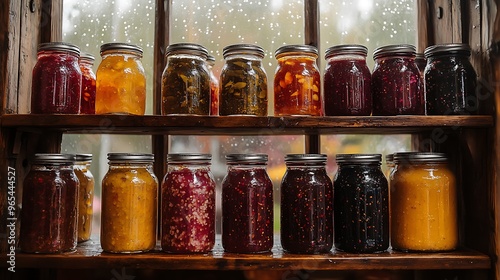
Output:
[{"xmin": 0, "ymin": 114, "xmax": 493, "ymax": 135}]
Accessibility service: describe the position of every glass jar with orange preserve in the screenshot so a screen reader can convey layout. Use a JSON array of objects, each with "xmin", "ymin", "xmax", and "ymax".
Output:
[
  {"xmin": 31, "ymin": 42, "xmax": 82, "ymax": 114},
  {"xmin": 274, "ymin": 45, "xmax": 322, "ymax": 116},
  {"xmin": 74, "ymin": 154, "xmax": 94, "ymax": 243},
  {"xmin": 390, "ymin": 152, "xmax": 458, "ymax": 252},
  {"xmin": 101, "ymin": 153, "xmax": 158, "ymax": 253},
  {"xmin": 207, "ymin": 55, "xmax": 220, "ymax": 116},
  {"xmin": 95, "ymin": 43, "xmax": 146, "ymax": 115},
  {"xmin": 79, "ymin": 53, "xmax": 96, "ymax": 114}
]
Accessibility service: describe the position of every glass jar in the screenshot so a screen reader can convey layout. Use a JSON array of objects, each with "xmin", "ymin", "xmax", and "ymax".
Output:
[
  {"xmin": 385, "ymin": 153, "xmax": 395, "ymax": 180},
  {"xmin": 79, "ymin": 53, "xmax": 96, "ymax": 114},
  {"xmin": 161, "ymin": 153, "xmax": 216, "ymax": 253},
  {"xmin": 161, "ymin": 43, "xmax": 211, "ymax": 115},
  {"xmin": 324, "ymin": 45, "xmax": 372, "ymax": 116},
  {"xmin": 424, "ymin": 43, "xmax": 478, "ymax": 115},
  {"xmin": 20, "ymin": 154, "xmax": 79, "ymax": 253},
  {"xmin": 281, "ymin": 154, "xmax": 333, "ymax": 254},
  {"xmin": 31, "ymin": 42, "xmax": 82, "ymax": 114},
  {"xmin": 274, "ymin": 45, "xmax": 322, "ymax": 116},
  {"xmin": 100, "ymin": 153, "xmax": 158, "ymax": 253},
  {"xmin": 95, "ymin": 43, "xmax": 146, "ymax": 115},
  {"xmin": 74, "ymin": 154, "xmax": 94, "ymax": 243},
  {"xmin": 219, "ymin": 44, "xmax": 268, "ymax": 116},
  {"xmin": 371, "ymin": 44, "xmax": 424, "ymax": 115},
  {"xmin": 415, "ymin": 53, "xmax": 426, "ymax": 79},
  {"xmin": 207, "ymin": 55, "xmax": 220, "ymax": 116},
  {"xmin": 333, "ymin": 154, "xmax": 389, "ymax": 253},
  {"xmin": 391, "ymin": 152, "xmax": 458, "ymax": 252},
  {"xmin": 222, "ymin": 154, "xmax": 273, "ymax": 253}
]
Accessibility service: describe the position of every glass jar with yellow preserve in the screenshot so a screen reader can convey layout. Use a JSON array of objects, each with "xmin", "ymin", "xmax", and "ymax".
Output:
[
  {"xmin": 101, "ymin": 153, "xmax": 158, "ymax": 253},
  {"xmin": 390, "ymin": 152, "xmax": 458, "ymax": 252},
  {"xmin": 95, "ymin": 43, "xmax": 146, "ymax": 115},
  {"xmin": 74, "ymin": 154, "xmax": 94, "ymax": 243}
]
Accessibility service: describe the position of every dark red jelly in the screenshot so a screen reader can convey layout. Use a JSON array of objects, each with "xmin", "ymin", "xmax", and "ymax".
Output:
[
  {"xmin": 79, "ymin": 53, "xmax": 96, "ymax": 114},
  {"xmin": 161, "ymin": 154, "xmax": 216, "ymax": 253},
  {"xmin": 324, "ymin": 45, "xmax": 372, "ymax": 116},
  {"xmin": 371, "ymin": 44, "xmax": 424, "ymax": 115},
  {"xmin": 222, "ymin": 154, "xmax": 273, "ymax": 253},
  {"xmin": 333, "ymin": 154, "xmax": 389, "ymax": 253},
  {"xmin": 281, "ymin": 154, "xmax": 333, "ymax": 254},
  {"xmin": 31, "ymin": 42, "xmax": 82, "ymax": 114},
  {"xmin": 20, "ymin": 154, "xmax": 79, "ymax": 253}
]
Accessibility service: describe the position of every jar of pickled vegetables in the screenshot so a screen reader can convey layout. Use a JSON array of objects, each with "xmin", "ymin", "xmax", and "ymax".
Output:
[
  {"xmin": 79, "ymin": 53, "xmax": 96, "ymax": 114},
  {"xmin": 222, "ymin": 154, "xmax": 273, "ymax": 253},
  {"xmin": 219, "ymin": 44, "xmax": 268, "ymax": 116},
  {"xmin": 101, "ymin": 153, "xmax": 158, "ymax": 253},
  {"xmin": 274, "ymin": 45, "xmax": 322, "ymax": 116},
  {"xmin": 20, "ymin": 154, "xmax": 79, "ymax": 253},
  {"xmin": 74, "ymin": 154, "xmax": 94, "ymax": 243},
  {"xmin": 371, "ymin": 44, "xmax": 424, "ymax": 115},
  {"xmin": 324, "ymin": 44, "xmax": 372, "ymax": 116},
  {"xmin": 391, "ymin": 152, "xmax": 458, "ymax": 252},
  {"xmin": 333, "ymin": 154, "xmax": 389, "ymax": 253},
  {"xmin": 161, "ymin": 153, "xmax": 216, "ymax": 253},
  {"xmin": 424, "ymin": 43, "xmax": 477, "ymax": 115},
  {"xmin": 207, "ymin": 55, "xmax": 220, "ymax": 116},
  {"xmin": 161, "ymin": 43, "xmax": 211, "ymax": 115},
  {"xmin": 281, "ymin": 154, "xmax": 333, "ymax": 254},
  {"xmin": 96, "ymin": 43, "xmax": 146, "ymax": 115},
  {"xmin": 31, "ymin": 42, "xmax": 82, "ymax": 114}
]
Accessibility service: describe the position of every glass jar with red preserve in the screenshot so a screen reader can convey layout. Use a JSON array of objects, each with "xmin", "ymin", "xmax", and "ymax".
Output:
[
  {"xmin": 31, "ymin": 42, "xmax": 82, "ymax": 114},
  {"xmin": 371, "ymin": 44, "xmax": 424, "ymax": 115},
  {"xmin": 79, "ymin": 53, "xmax": 96, "ymax": 114},
  {"xmin": 323, "ymin": 45, "xmax": 372, "ymax": 116},
  {"xmin": 207, "ymin": 55, "xmax": 220, "ymax": 116},
  {"xmin": 274, "ymin": 45, "xmax": 322, "ymax": 116},
  {"xmin": 20, "ymin": 154, "xmax": 79, "ymax": 253},
  {"xmin": 222, "ymin": 154, "xmax": 274, "ymax": 253},
  {"xmin": 280, "ymin": 154, "xmax": 333, "ymax": 254},
  {"xmin": 161, "ymin": 153, "xmax": 216, "ymax": 253}
]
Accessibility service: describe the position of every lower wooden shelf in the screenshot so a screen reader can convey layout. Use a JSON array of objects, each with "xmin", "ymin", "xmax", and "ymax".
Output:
[{"xmin": 4, "ymin": 240, "xmax": 491, "ymax": 271}]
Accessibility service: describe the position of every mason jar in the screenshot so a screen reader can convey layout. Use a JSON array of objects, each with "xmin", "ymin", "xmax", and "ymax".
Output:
[
  {"xmin": 333, "ymin": 154, "xmax": 389, "ymax": 253},
  {"xmin": 219, "ymin": 44, "xmax": 268, "ymax": 116},
  {"xmin": 31, "ymin": 42, "xmax": 82, "ymax": 114},
  {"xmin": 101, "ymin": 153, "xmax": 158, "ymax": 253},
  {"xmin": 20, "ymin": 154, "xmax": 79, "ymax": 253},
  {"xmin": 96, "ymin": 43, "xmax": 146, "ymax": 115},
  {"xmin": 161, "ymin": 153, "xmax": 216, "ymax": 253},
  {"xmin": 207, "ymin": 54, "xmax": 220, "ymax": 116},
  {"xmin": 222, "ymin": 154, "xmax": 273, "ymax": 253},
  {"xmin": 74, "ymin": 154, "xmax": 95, "ymax": 243},
  {"xmin": 79, "ymin": 52, "xmax": 96, "ymax": 114}
]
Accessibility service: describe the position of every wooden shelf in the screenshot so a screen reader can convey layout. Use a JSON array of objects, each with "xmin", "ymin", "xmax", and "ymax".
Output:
[
  {"xmin": 3, "ymin": 241, "xmax": 490, "ymax": 271},
  {"xmin": 0, "ymin": 114, "xmax": 494, "ymax": 135}
]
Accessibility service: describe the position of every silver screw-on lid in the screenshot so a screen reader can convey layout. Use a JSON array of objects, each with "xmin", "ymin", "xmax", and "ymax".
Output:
[
  {"xmin": 100, "ymin": 43, "xmax": 143, "ymax": 56},
  {"xmin": 325, "ymin": 44, "xmax": 368, "ymax": 58},
  {"xmin": 38, "ymin": 42, "xmax": 81, "ymax": 56},
  {"xmin": 107, "ymin": 153, "xmax": 154, "ymax": 162},
  {"xmin": 335, "ymin": 154, "xmax": 382, "ymax": 163},
  {"xmin": 275, "ymin": 44, "xmax": 319, "ymax": 58},
  {"xmin": 225, "ymin": 154, "xmax": 268, "ymax": 164},
  {"xmin": 373, "ymin": 44, "xmax": 416, "ymax": 59}
]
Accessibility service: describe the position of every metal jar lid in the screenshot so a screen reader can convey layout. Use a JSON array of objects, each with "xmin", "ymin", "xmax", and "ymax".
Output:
[
  {"xmin": 100, "ymin": 43, "xmax": 143, "ymax": 56},
  {"xmin": 424, "ymin": 43, "xmax": 471, "ymax": 58},
  {"xmin": 275, "ymin": 44, "xmax": 319, "ymax": 59},
  {"xmin": 226, "ymin": 154, "xmax": 268, "ymax": 164},
  {"xmin": 38, "ymin": 42, "xmax": 81, "ymax": 56},
  {"xmin": 284, "ymin": 154, "xmax": 327, "ymax": 163},
  {"xmin": 107, "ymin": 153, "xmax": 154, "ymax": 162},
  {"xmin": 167, "ymin": 153, "xmax": 212, "ymax": 162},
  {"xmin": 75, "ymin": 154, "xmax": 93, "ymax": 162},
  {"xmin": 325, "ymin": 44, "xmax": 368, "ymax": 59},
  {"xmin": 393, "ymin": 152, "xmax": 448, "ymax": 163},
  {"xmin": 223, "ymin": 44, "xmax": 265, "ymax": 59},
  {"xmin": 385, "ymin": 153, "xmax": 394, "ymax": 163},
  {"xmin": 80, "ymin": 52, "xmax": 95, "ymax": 63},
  {"xmin": 165, "ymin": 43, "xmax": 209, "ymax": 58},
  {"xmin": 373, "ymin": 44, "xmax": 416, "ymax": 59},
  {"xmin": 335, "ymin": 154, "xmax": 382, "ymax": 163},
  {"xmin": 33, "ymin": 153, "xmax": 76, "ymax": 164}
]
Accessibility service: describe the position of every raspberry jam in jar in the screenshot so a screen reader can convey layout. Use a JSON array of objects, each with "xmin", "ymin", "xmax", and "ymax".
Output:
[
  {"xmin": 274, "ymin": 45, "xmax": 322, "ymax": 116},
  {"xmin": 79, "ymin": 53, "xmax": 96, "ymax": 114},
  {"xmin": 424, "ymin": 44, "xmax": 477, "ymax": 115},
  {"xmin": 31, "ymin": 42, "xmax": 82, "ymax": 114},
  {"xmin": 161, "ymin": 43, "xmax": 211, "ymax": 115},
  {"xmin": 333, "ymin": 154, "xmax": 389, "ymax": 253},
  {"xmin": 371, "ymin": 44, "xmax": 424, "ymax": 115},
  {"xmin": 219, "ymin": 44, "xmax": 268, "ymax": 116},
  {"xmin": 324, "ymin": 44, "xmax": 372, "ymax": 116},
  {"xmin": 96, "ymin": 43, "xmax": 146, "ymax": 115},
  {"xmin": 161, "ymin": 154, "xmax": 216, "ymax": 253},
  {"xmin": 207, "ymin": 55, "xmax": 220, "ymax": 116},
  {"xmin": 281, "ymin": 154, "xmax": 333, "ymax": 254},
  {"xmin": 222, "ymin": 154, "xmax": 273, "ymax": 253},
  {"xmin": 20, "ymin": 154, "xmax": 79, "ymax": 253},
  {"xmin": 74, "ymin": 154, "xmax": 95, "ymax": 243}
]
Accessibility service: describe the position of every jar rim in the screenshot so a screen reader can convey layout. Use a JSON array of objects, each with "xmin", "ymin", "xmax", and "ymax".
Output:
[
  {"xmin": 335, "ymin": 154, "xmax": 381, "ymax": 163},
  {"xmin": 393, "ymin": 152, "xmax": 448, "ymax": 163},
  {"xmin": 275, "ymin": 44, "xmax": 318, "ymax": 58},
  {"xmin": 75, "ymin": 154, "xmax": 93, "ymax": 162},
  {"xmin": 223, "ymin": 44, "xmax": 265, "ymax": 58},
  {"xmin": 80, "ymin": 52, "xmax": 95, "ymax": 62},
  {"xmin": 33, "ymin": 153, "xmax": 76, "ymax": 164},
  {"xmin": 165, "ymin": 43, "xmax": 209, "ymax": 58},
  {"xmin": 285, "ymin": 153, "xmax": 327, "ymax": 163},
  {"xmin": 226, "ymin": 153, "xmax": 268, "ymax": 163},
  {"xmin": 107, "ymin": 153, "xmax": 154, "ymax": 162},
  {"xmin": 373, "ymin": 44, "xmax": 416, "ymax": 59},
  {"xmin": 424, "ymin": 43, "xmax": 471, "ymax": 58},
  {"xmin": 38, "ymin": 42, "xmax": 80, "ymax": 56},
  {"xmin": 167, "ymin": 153, "xmax": 212, "ymax": 162},
  {"xmin": 325, "ymin": 44, "xmax": 368, "ymax": 58},
  {"xmin": 100, "ymin": 42, "xmax": 143, "ymax": 56}
]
